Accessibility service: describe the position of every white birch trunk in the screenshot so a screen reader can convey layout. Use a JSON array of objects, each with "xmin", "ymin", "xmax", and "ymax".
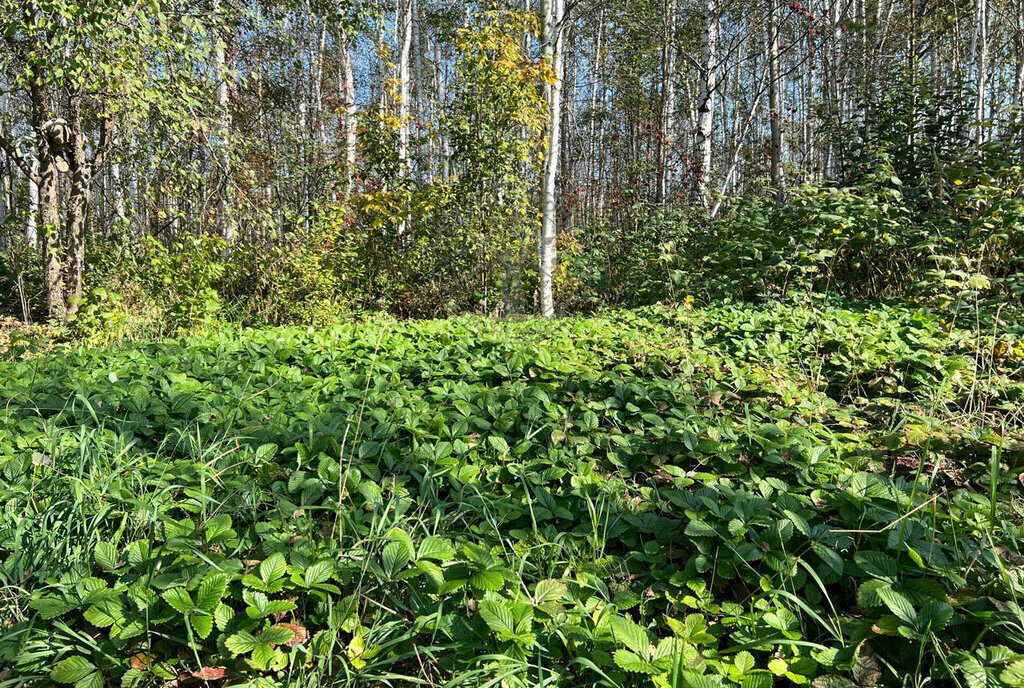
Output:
[
  {"xmin": 768, "ymin": 0, "xmax": 785, "ymax": 201},
  {"xmin": 398, "ymin": 0, "xmax": 413, "ymax": 168},
  {"xmin": 1016, "ymin": 0, "xmax": 1024, "ymax": 160},
  {"xmin": 539, "ymin": 0, "xmax": 565, "ymax": 318},
  {"xmin": 693, "ymin": 0, "xmax": 718, "ymax": 207},
  {"xmin": 974, "ymin": 0, "xmax": 988, "ymax": 146},
  {"xmin": 396, "ymin": 0, "xmax": 413, "ymax": 235},
  {"xmin": 659, "ymin": 0, "xmax": 677, "ymax": 204},
  {"xmin": 110, "ymin": 162, "xmax": 126, "ymax": 222},
  {"xmin": 25, "ymin": 155, "xmax": 39, "ymax": 249},
  {"xmin": 340, "ymin": 29, "xmax": 359, "ymax": 196}
]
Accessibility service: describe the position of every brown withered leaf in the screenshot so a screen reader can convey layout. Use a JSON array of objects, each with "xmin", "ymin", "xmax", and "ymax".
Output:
[
  {"xmin": 653, "ymin": 468, "xmax": 674, "ymax": 484},
  {"xmin": 192, "ymin": 667, "xmax": 227, "ymax": 681},
  {"xmin": 853, "ymin": 643, "xmax": 882, "ymax": 687},
  {"xmin": 130, "ymin": 653, "xmax": 155, "ymax": 670},
  {"xmin": 276, "ymin": 622, "xmax": 310, "ymax": 646}
]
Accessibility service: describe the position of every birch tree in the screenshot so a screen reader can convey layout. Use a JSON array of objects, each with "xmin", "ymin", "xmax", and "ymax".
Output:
[
  {"xmin": 539, "ymin": 0, "xmax": 565, "ymax": 318},
  {"xmin": 768, "ymin": 0, "xmax": 785, "ymax": 201},
  {"xmin": 693, "ymin": 0, "xmax": 719, "ymax": 206}
]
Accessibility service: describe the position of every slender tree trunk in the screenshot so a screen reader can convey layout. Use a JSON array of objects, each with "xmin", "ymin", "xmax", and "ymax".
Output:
[
  {"xmin": 375, "ymin": 0, "xmax": 387, "ymax": 111},
  {"xmin": 587, "ymin": 8, "xmax": 605, "ymax": 223},
  {"xmin": 658, "ymin": 0, "xmax": 677, "ymax": 204},
  {"xmin": 0, "ymin": 163, "xmax": 7, "ymax": 237},
  {"xmin": 398, "ymin": 0, "xmax": 413, "ymax": 167},
  {"xmin": 539, "ymin": 0, "xmax": 565, "ymax": 318},
  {"xmin": 296, "ymin": 11, "xmax": 310, "ymax": 226},
  {"xmin": 39, "ymin": 159, "xmax": 62, "ymax": 320},
  {"xmin": 768, "ymin": 0, "xmax": 786, "ymax": 201},
  {"xmin": 25, "ymin": 151, "xmax": 40, "ymax": 248},
  {"xmin": 396, "ymin": 0, "xmax": 413, "ymax": 235},
  {"xmin": 110, "ymin": 160, "xmax": 126, "ymax": 223},
  {"xmin": 974, "ymin": 0, "xmax": 987, "ymax": 147},
  {"xmin": 710, "ymin": 62, "xmax": 770, "ymax": 217},
  {"xmin": 213, "ymin": 0, "xmax": 235, "ymax": 242},
  {"xmin": 693, "ymin": 0, "xmax": 718, "ymax": 207},
  {"xmin": 1016, "ymin": 0, "xmax": 1024, "ymax": 160},
  {"xmin": 314, "ymin": 21, "xmax": 328, "ymax": 149},
  {"xmin": 28, "ymin": 80, "xmax": 66, "ymax": 321},
  {"xmin": 412, "ymin": 0, "xmax": 423, "ymax": 180},
  {"xmin": 433, "ymin": 30, "xmax": 450, "ymax": 179},
  {"xmin": 64, "ymin": 96, "xmax": 90, "ymax": 315},
  {"xmin": 340, "ymin": 29, "xmax": 359, "ymax": 196}
]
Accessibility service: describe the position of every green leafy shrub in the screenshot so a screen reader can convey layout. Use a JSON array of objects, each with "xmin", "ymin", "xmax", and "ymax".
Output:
[{"xmin": 656, "ymin": 150, "xmax": 1024, "ymax": 309}]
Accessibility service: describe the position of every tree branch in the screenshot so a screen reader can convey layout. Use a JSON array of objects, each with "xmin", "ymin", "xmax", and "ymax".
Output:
[{"xmin": 0, "ymin": 129, "xmax": 38, "ymax": 182}]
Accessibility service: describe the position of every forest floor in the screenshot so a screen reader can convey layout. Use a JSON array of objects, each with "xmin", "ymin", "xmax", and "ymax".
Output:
[{"xmin": 1, "ymin": 301, "xmax": 1023, "ymax": 687}]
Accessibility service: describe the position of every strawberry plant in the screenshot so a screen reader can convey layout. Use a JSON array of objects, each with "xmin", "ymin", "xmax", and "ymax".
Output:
[{"xmin": 0, "ymin": 303, "xmax": 1022, "ymax": 687}]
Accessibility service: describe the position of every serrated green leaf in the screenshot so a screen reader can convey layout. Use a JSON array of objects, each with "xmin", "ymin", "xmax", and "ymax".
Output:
[
  {"xmin": 303, "ymin": 560, "xmax": 334, "ymax": 586},
  {"xmin": 83, "ymin": 598, "xmax": 125, "ymax": 628},
  {"xmin": 1000, "ymin": 661, "xmax": 1024, "ymax": 688},
  {"xmin": 260, "ymin": 625, "xmax": 295, "ymax": 645},
  {"xmin": 30, "ymin": 596, "xmax": 74, "ymax": 620},
  {"xmin": 609, "ymin": 615, "xmax": 649, "ymax": 656},
  {"xmin": 225, "ymin": 632, "xmax": 261, "ymax": 655},
  {"xmin": 479, "ymin": 599, "xmax": 516, "ymax": 637},
  {"xmin": 214, "ymin": 602, "xmax": 234, "ymax": 631},
  {"xmin": 259, "ymin": 554, "xmax": 287, "ymax": 584},
  {"xmin": 469, "ymin": 568, "xmax": 505, "ymax": 591},
  {"xmin": 613, "ymin": 649, "xmax": 658, "ymax": 674},
  {"xmin": 918, "ymin": 600, "xmax": 953, "ymax": 632},
  {"xmin": 683, "ymin": 669, "xmax": 725, "ymax": 688},
  {"xmin": 191, "ymin": 612, "xmax": 214, "ymax": 639},
  {"xmin": 204, "ymin": 514, "xmax": 234, "ymax": 543},
  {"xmin": 51, "ymin": 657, "xmax": 96, "ymax": 684},
  {"xmin": 380, "ymin": 541, "xmax": 411, "ymax": 579},
  {"xmin": 162, "ymin": 587, "xmax": 194, "ymax": 614},
  {"xmin": 418, "ymin": 536, "xmax": 456, "ymax": 561},
  {"xmin": 414, "ymin": 560, "xmax": 444, "ymax": 586},
  {"xmin": 878, "ymin": 587, "xmax": 917, "ymax": 625},
  {"xmin": 94, "ymin": 543, "xmax": 119, "ymax": 571},
  {"xmin": 196, "ymin": 573, "xmax": 228, "ymax": 612},
  {"xmin": 533, "ymin": 579, "xmax": 567, "ymax": 605},
  {"xmin": 76, "ymin": 671, "xmax": 104, "ymax": 688},
  {"xmin": 734, "ymin": 650, "xmax": 756, "ymax": 673},
  {"xmin": 249, "ymin": 644, "xmax": 278, "ymax": 670}
]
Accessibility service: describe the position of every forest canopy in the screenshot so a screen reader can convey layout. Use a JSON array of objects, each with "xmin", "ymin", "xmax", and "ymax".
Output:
[{"xmin": 0, "ymin": 0, "xmax": 1022, "ymax": 327}]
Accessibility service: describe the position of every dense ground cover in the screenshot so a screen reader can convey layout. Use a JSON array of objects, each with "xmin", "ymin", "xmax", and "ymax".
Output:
[{"xmin": 1, "ymin": 301, "xmax": 1023, "ymax": 688}]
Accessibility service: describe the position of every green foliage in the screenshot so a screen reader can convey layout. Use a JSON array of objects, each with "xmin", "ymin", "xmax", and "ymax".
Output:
[
  {"xmin": 1, "ymin": 302, "xmax": 1022, "ymax": 686},
  {"xmin": 70, "ymin": 235, "xmax": 225, "ymax": 342},
  {"xmin": 560, "ymin": 205, "xmax": 701, "ymax": 310},
  {"xmin": 655, "ymin": 150, "xmax": 1024, "ymax": 308},
  {"xmin": 0, "ymin": 237, "xmax": 40, "ymax": 322},
  {"xmin": 226, "ymin": 222, "xmax": 350, "ymax": 326},
  {"xmin": 347, "ymin": 10, "xmax": 546, "ymax": 317},
  {"xmin": 0, "ymin": 0, "xmax": 211, "ymax": 132}
]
